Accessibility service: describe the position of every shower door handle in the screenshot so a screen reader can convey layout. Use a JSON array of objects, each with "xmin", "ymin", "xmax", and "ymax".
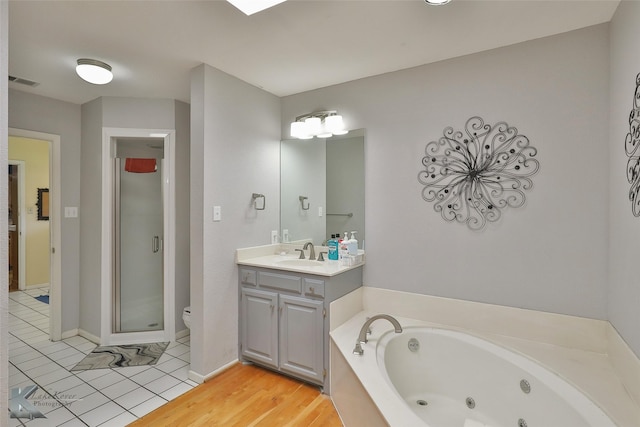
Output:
[{"xmin": 152, "ymin": 236, "xmax": 160, "ymax": 253}]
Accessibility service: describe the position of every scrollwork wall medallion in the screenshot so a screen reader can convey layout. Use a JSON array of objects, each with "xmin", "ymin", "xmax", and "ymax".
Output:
[
  {"xmin": 625, "ymin": 73, "xmax": 640, "ymax": 217},
  {"xmin": 418, "ymin": 116, "xmax": 540, "ymax": 230}
]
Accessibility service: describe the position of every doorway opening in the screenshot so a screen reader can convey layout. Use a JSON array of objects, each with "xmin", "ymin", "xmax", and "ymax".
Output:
[{"xmin": 7, "ymin": 130, "xmax": 61, "ymax": 341}]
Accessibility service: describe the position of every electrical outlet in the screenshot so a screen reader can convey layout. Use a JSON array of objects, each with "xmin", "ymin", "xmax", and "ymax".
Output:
[
  {"xmin": 282, "ymin": 229, "xmax": 289, "ymax": 243},
  {"xmin": 318, "ymin": 206, "xmax": 323, "ymax": 217},
  {"xmin": 271, "ymin": 230, "xmax": 278, "ymax": 244},
  {"xmin": 213, "ymin": 206, "xmax": 221, "ymax": 222}
]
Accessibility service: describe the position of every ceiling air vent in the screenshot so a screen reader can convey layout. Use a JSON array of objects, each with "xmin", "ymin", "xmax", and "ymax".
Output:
[{"xmin": 8, "ymin": 75, "xmax": 40, "ymax": 87}]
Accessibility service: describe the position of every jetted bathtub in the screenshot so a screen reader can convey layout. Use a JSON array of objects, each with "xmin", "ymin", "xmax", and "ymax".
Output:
[
  {"xmin": 377, "ymin": 327, "xmax": 616, "ymax": 427},
  {"xmin": 331, "ymin": 317, "xmax": 618, "ymax": 427}
]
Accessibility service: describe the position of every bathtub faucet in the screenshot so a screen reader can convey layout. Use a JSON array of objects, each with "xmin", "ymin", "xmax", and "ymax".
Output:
[{"xmin": 353, "ymin": 314, "xmax": 403, "ymax": 356}]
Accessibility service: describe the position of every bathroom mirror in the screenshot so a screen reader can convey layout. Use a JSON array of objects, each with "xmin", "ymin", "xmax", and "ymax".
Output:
[{"xmin": 280, "ymin": 129, "xmax": 365, "ymax": 246}]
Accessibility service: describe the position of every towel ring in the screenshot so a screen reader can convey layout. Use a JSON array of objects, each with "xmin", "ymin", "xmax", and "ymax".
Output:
[
  {"xmin": 252, "ymin": 193, "xmax": 266, "ymax": 210},
  {"xmin": 299, "ymin": 196, "xmax": 310, "ymax": 210}
]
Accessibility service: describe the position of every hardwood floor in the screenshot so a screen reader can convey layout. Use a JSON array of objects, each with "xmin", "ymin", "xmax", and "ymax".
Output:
[{"xmin": 129, "ymin": 363, "xmax": 344, "ymax": 426}]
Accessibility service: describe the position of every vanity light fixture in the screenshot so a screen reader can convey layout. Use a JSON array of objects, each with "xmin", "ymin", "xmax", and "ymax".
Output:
[
  {"xmin": 290, "ymin": 110, "xmax": 348, "ymax": 139},
  {"xmin": 424, "ymin": 0, "xmax": 451, "ymax": 5},
  {"xmin": 75, "ymin": 58, "xmax": 113, "ymax": 85},
  {"xmin": 226, "ymin": 0, "xmax": 287, "ymax": 15}
]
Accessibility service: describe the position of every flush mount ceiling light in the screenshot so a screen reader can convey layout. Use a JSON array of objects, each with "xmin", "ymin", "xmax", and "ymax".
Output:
[
  {"xmin": 424, "ymin": 0, "xmax": 452, "ymax": 5},
  {"xmin": 290, "ymin": 110, "xmax": 348, "ymax": 140},
  {"xmin": 75, "ymin": 58, "xmax": 113, "ymax": 85},
  {"xmin": 226, "ymin": 0, "xmax": 287, "ymax": 15}
]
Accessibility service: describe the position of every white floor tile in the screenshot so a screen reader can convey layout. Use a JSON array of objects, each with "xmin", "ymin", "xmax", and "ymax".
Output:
[
  {"xmin": 33, "ymin": 368, "xmax": 74, "ymax": 387},
  {"xmin": 129, "ymin": 368, "xmax": 165, "ymax": 386},
  {"xmin": 44, "ymin": 375, "xmax": 85, "ymax": 395},
  {"xmin": 100, "ymin": 378, "xmax": 140, "ymax": 400},
  {"xmin": 18, "ymin": 357, "xmax": 55, "ymax": 374},
  {"xmin": 159, "ymin": 382, "xmax": 194, "ymax": 401},
  {"xmin": 21, "ymin": 407, "xmax": 76, "ymax": 426},
  {"xmin": 87, "ymin": 372, "xmax": 127, "ymax": 391},
  {"xmin": 144, "ymin": 375, "xmax": 181, "ymax": 395},
  {"xmin": 65, "ymin": 391, "xmax": 110, "ymax": 416},
  {"xmin": 62, "ymin": 382, "xmax": 100, "ymax": 400},
  {"xmin": 113, "ymin": 387, "xmax": 156, "ymax": 410},
  {"xmin": 167, "ymin": 365, "xmax": 189, "ymax": 381},
  {"xmin": 129, "ymin": 396, "xmax": 168, "ymax": 418},
  {"xmin": 97, "ymin": 411, "xmax": 137, "ymax": 427},
  {"xmin": 155, "ymin": 357, "xmax": 187, "ymax": 374},
  {"xmin": 79, "ymin": 402, "xmax": 127, "ymax": 427}
]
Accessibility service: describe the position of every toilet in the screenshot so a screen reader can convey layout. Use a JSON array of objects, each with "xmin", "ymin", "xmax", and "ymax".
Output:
[{"xmin": 182, "ymin": 306, "xmax": 191, "ymax": 329}]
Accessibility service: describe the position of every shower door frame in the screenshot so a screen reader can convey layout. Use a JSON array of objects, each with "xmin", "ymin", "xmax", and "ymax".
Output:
[{"xmin": 100, "ymin": 127, "xmax": 176, "ymax": 346}]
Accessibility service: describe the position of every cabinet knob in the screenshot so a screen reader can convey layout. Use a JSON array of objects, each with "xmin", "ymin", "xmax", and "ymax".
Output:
[{"xmin": 310, "ymin": 286, "xmax": 315, "ymax": 293}]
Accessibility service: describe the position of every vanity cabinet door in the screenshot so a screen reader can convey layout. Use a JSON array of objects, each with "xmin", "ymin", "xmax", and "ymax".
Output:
[
  {"xmin": 240, "ymin": 288, "xmax": 278, "ymax": 368},
  {"xmin": 279, "ymin": 294, "xmax": 324, "ymax": 384}
]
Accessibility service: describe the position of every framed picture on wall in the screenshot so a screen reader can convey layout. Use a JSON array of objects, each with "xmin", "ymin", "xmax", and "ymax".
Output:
[{"xmin": 37, "ymin": 188, "xmax": 49, "ymax": 221}]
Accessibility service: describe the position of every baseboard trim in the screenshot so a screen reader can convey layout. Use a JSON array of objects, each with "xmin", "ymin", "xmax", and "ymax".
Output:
[
  {"xmin": 78, "ymin": 328, "xmax": 101, "ymax": 345},
  {"xmin": 175, "ymin": 329, "xmax": 190, "ymax": 340},
  {"xmin": 607, "ymin": 323, "xmax": 640, "ymax": 407},
  {"xmin": 61, "ymin": 329, "xmax": 79, "ymax": 340},
  {"xmin": 188, "ymin": 359, "xmax": 238, "ymax": 384}
]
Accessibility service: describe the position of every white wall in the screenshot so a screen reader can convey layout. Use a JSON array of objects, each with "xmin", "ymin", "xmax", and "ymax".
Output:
[
  {"xmin": 80, "ymin": 97, "xmax": 191, "ymax": 338},
  {"xmin": 608, "ymin": 1, "xmax": 640, "ymax": 357},
  {"xmin": 283, "ymin": 24, "xmax": 610, "ymax": 320},
  {"xmin": 9, "ymin": 89, "xmax": 82, "ymax": 334},
  {"xmin": 190, "ymin": 64, "xmax": 280, "ymax": 379}
]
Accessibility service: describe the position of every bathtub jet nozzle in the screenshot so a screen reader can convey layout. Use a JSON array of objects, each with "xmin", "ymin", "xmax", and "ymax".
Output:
[{"xmin": 353, "ymin": 314, "xmax": 403, "ymax": 356}]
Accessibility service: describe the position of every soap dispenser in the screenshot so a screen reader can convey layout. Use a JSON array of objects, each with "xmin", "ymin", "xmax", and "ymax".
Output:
[{"xmin": 347, "ymin": 231, "xmax": 358, "ymax": 255}]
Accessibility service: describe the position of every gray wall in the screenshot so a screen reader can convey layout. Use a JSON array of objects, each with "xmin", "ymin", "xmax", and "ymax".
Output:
[
  {"xmin": 8, "ymin": 89, "xmax": 82, "ymax": 334},
  {"xmin": 190, "ymin": 64, "xmax": 280, "ymax": 378},
  {"xmin": 608, "ymin": 1, "xmax": 640, "ymax": 357},
  {"xmin": 283, "ymin": 24, "xmax": 610, "ymax": 320},
  {"xmin": 79, "ymin": 97, "xmax": 191, "ymax": 338}
]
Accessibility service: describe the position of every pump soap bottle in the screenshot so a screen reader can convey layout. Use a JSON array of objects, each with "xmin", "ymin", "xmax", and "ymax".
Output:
[{"xmin": 347, "ymin": 231, "xmax": 358, "ymax": 256}]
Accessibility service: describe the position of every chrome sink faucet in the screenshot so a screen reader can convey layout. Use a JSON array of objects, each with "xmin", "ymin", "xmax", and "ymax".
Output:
[
  {"xmin": 353, "ymin": 314, "xmax": 403, "ymax": 355},
  {"xmin": 303, "ymin": 241, "xmax": 316, "ymax": 260}
]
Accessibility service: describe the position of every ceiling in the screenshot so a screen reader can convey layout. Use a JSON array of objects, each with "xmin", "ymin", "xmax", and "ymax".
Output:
[{"xmin": 8, "ymin": 0, "xmax": 620, "ymax": 105}]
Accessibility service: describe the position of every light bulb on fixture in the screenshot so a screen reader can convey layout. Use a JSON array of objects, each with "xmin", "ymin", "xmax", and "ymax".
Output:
[
  {"xmin": 290, "ymin": 110, "xmax": 348, "ymax": 139},
  {"xmin": 76, "ymin": 58, "xmax": 113, "ymax": 85}
]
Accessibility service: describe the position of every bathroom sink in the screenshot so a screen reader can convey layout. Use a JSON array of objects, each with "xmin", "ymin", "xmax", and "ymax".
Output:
[{"xmin": 275, "ymin": 259, "xmax": 324, "ymax": 267}]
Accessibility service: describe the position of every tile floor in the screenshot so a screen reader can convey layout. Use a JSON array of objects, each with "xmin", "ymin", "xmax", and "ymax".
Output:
[{"xmin": 8, "ymin": 286, "xmax": 195, "ymax": 426}]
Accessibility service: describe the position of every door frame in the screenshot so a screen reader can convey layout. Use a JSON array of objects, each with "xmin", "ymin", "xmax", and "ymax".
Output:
[
  {"xmin": 8, "ymin": 160, "xmax": 26, "ymax": 291},
  {"xmin": 100, "ymin": 127, "xmax": 176, "ymax": 345},
  {"xmin": 8, "ymin": 128, "xmax": 62, "ymax": 341}
]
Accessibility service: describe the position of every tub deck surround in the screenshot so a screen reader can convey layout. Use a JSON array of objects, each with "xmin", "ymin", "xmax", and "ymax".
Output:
[
  {"xmin": 330, "ymin": 312, "xmax": 640, "ymax": 427},
  {"xmin": 236, "ymin": 243, "xmax": 365, "ymax": 277}
]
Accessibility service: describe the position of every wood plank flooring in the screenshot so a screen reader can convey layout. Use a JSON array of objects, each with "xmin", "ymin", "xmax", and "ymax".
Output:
[{"xmin": 129, "ymin": 363, "xmax": 344, "ymax": 426}]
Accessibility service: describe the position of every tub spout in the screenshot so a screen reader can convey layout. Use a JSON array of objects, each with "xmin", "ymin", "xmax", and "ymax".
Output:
[{"xmin": 353, "ymin": 314, "xmax": 402, "ymax": 356}]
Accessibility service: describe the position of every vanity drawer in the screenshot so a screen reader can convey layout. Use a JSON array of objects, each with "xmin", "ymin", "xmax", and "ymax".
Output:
[
  {"xmin": 258, "ymin": 271, "xmax": 302, "ymax": 293},
  {"xmin": 240, "ymin": 269, "xmax": 257, "ymax": 286},
  {"xmin": 303, "ymin": 278, "xmax": 325, "ymax": 298}
]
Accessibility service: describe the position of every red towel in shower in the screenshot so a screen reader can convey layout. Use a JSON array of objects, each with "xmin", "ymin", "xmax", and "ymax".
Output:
[{"xmin": 125, "ymin": 158, "xmax": 157, "ymax": 173}]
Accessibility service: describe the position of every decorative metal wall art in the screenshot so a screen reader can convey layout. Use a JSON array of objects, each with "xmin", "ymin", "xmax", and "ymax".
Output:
[
  {"xmin": 418, "ymin": 116, "xmax": 539, "ymax": 230},
  {"xmin": 625, "ymin": 73, "xmax": 640, "ymax": 217}
]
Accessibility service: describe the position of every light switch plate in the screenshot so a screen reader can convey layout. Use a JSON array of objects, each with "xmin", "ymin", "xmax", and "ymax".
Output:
[
  {"xmin": 64, "ymin": 207, "xmax": 78, "ymax": 218},
  {"xmin": 213, "ymin": 206, "xmax": 221, "ymax": 222},
  {"xmin": 271, "ymin": 230, "xmax": 278, "ymax": 244},
  {"xmin": 318, "ymin": 206, "xmax": 323, "ymax": 217},
  {"xmin": 282, "ymin": 229, "xmax": 289, "ymax": 243}
]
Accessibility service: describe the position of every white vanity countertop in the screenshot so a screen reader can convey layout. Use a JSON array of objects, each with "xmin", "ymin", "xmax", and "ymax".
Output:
[{"xmin": 236, "ymin": 243, "xmax": 365, "ymax": 277}]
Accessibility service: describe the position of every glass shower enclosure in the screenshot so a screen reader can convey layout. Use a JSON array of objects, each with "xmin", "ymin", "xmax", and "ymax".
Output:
[{"xmin": 113, "ymin": 138, "xmax": 164, "ymax": 333}]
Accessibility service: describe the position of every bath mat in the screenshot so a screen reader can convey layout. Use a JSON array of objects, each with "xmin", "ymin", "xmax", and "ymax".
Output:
[
  {"xmin": 34, "ymin": 295, "xmax": 49, "ymax": 304},
  {"xmin": 70, "ymin": 342, "xmax": 169, "ymax": 371}
]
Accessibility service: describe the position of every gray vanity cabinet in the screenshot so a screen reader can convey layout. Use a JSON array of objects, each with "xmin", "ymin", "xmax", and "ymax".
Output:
[{"xmin": 238, "ymin": 265, "xmax": 362, "ymax": 392}]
